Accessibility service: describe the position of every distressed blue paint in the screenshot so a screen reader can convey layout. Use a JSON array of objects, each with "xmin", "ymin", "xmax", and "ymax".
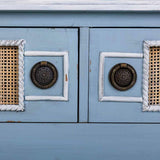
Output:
[
  {"xmin": 0, "ymin": 12, "xmax": 159, "ymax": 27},
  {"xmin": 25, "ymin": 56, "xmax": 63, "ymax": 96},
  {"xmin": 89, "ymin": 28, "xmax": 160, "ymax": 122},
  {"xmin": 79, "ymin": 27, "xmax": 89, "ymax": 122},
  {"xmin": 0, "ymin": 123, "xmax": 160, "ymax": 160},
  {"xmin": 0, "ymin": 28, "xmax": 78, "ymax": 122},
  {"xmin": 104, "ymin": 57, "xmax": 142, "ymax": 97},
  {"xmin": 0, "ymin": 10, "xmax": 160, "ymax": 160}
]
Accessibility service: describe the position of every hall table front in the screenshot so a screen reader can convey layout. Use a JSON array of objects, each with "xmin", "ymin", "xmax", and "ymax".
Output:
[{"xmin": 0, "ymin": 1, "xmax": 160, "ymax": 160}]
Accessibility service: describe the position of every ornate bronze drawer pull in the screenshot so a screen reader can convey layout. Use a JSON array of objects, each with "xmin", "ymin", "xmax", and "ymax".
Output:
[
  {"xmin": 31, "ymin": 61, "xmax": 58, "ymax": 89},
  {"xmin": 109, "ymin": 63, "xmax": 137, "ymax": 91}
]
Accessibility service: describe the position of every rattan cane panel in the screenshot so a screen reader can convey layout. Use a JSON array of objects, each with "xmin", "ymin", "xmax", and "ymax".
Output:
[
  {"xmin": 0, "ymin": 46, "xmax": 19, "ymax": 105},
  {"xmin": 148, "ymin": 46, "xmax": 160, "ymax": 106}
]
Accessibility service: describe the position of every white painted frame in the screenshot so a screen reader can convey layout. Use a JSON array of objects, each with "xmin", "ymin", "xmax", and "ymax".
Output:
[
  {"xmin": 0, "ymin": 40, "xmax": 25, "ymax": 111},
  {"xmin": 0, "ymin": 0, "xmax": 160, "ymax": 11},
  {"xmin": 99, "ymin": 52, "xmax": 143, "ymax": 103},
  {"xmin": 24, "ymin": 51, "xmax": 69, "ymax": 101},
  {"xmin": 143, "ymin": 41, "xmax": 160, "ymax": 111}
]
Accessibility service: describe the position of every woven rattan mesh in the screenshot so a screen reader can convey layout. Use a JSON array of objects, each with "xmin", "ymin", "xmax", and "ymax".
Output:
[
  {"xmin": 149, "ymin": 46, "xmax": 160, "ymax": 105},
  {"xmin": 0, "ymin": 46, "xmax": 19, "ymax": 105}
]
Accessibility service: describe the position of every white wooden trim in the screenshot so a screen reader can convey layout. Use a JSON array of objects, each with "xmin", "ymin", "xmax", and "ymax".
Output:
[
  {"xmin": 99, "ymin": 52, "xmax": 143, "ymax": 103},
  {"xmin": 0, "ymin": 105, "xmax": 20, "ymax": 111},
  {"xmin": 25, "ymin": 96, "xmax": 67, "ymax": 101},
  {"xmin": 24, "ymin": 51, "xmax": 69, "ymax": 101},
  {"xmin": 101, "ymin": 52, "xmax": 143, "ymax": 58},
  {"xmin": 0, "ymin": 0, "xmax": 160, "ymax": 11},
  {"xmin": 145, "ymin": 105, "xmax": 160, "ymax": 112},
  {"xmin": 101, "ymin": 96, "xmax": 143, "ymax": 103},
  {"xmin": 0, "ymin": 40, "xmax": 25, "ymax": 111},
  {"xmin": 24, "ymin": 51, "xmax": 67, "ymax": 57},
  {"xmin": 143, "ymin": 41, "xmax": 160, "ymax": 111}
]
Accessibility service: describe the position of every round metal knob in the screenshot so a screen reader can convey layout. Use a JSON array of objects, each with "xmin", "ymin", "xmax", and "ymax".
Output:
[
  {"xmin": 31, "ymin": 61, "xmax": 58, "ymax": 89},
  {"xmin": 109, "ymin": 63, "xmax": 137, "ymax": 91}
]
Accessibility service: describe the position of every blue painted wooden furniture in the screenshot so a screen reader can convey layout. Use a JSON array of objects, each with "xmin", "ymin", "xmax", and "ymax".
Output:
[{"xmin": 0, "ymin": 0, "xmax": 160, "ymax": 160}]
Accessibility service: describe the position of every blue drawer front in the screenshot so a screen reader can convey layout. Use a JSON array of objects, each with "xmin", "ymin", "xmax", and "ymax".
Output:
[
  {"xmin": 89, "ymin": 28, "xmax": 160, "ymax": 122},
  {"xmin": 0, "ymin": 28, "xmax": 78, "ymax": 122}
]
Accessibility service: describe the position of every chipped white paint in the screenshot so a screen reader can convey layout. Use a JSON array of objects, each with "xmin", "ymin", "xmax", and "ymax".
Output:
[
  {"xmin": 25, "ymin": 51, "xmax": 67, "ymax": 57},
  {"xmin": 0, "ymin": 39, "xmax": 25, "ymax": 111},
  {"xmin": 101, "ymin": 52, "xmax": 143, "ymax": 58},
  {"xmin": 0, "ymin": 0, "xmax": 160, "ymax": 11},
  {"xmin": 25, "ymin": 96, "xmax": 67, "ymax": 101},
  {"xmin": 99, "ymin": 52, "xmax": 143, "ymax": 103},
  {"xmin": 143, "ymin": 41, "xmax": 160, "ymax": 111},
  {"xmin": 25, "ymin": 51, "xmax": 69, "ymax": 101},
  {"xmin": 101, "ymin": 96, "xmax": 143, "ymax": 103}
]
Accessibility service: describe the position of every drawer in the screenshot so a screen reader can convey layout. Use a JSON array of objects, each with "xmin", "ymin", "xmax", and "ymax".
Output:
[
  {"xmin": 0, "ymin": 28, "xmax": 78, "ymax": 122},
  {"xmin": 89, "ymin": 28, "xmax": 160, "ymax": 122}
]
